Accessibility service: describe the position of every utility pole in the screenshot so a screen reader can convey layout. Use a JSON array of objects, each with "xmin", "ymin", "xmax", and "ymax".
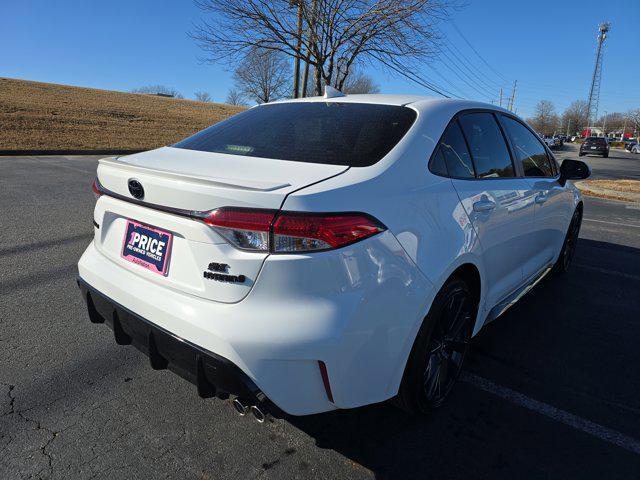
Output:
[
  {"xmin": 507, "ymin": 80, "xmax": 517, "ymax": 111},
  {"xmin": 291, "ymin": 1, "xmax": 303, "ymax": 98},
  {"xmin": 622, "ymin": 117, "xmax": 627, "ymax": 140},
  {"xmin": 585, "ymin": 22, "xmax": 610, "ymax": 131},
  {"xmin": 499, "ymin": 87, "xmax": 503, "ymax": 107},
  {"xmin": 566, "ymin": 119, "xmax": 571, "ymax": 137},
  {"xmin": 602, "ymin": 111, "xmax": 608, "ymax": 136},
  {"xmin": 300, "ymin": 0, "xmax": 316, "ymax": 97}
]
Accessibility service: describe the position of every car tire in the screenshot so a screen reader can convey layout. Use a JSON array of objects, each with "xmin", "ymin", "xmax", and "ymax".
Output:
[
  {"xmin": 394, "ymin": 276, "xmax": 476, "ymax": 414},
  {"xmin": 578, "ymin": 153, "xmax": 585, "ymax": 157},
  {"xmin": 603, "ymin": 152, "xmax": 609, "ymax": 158},
  {"xmin": 551, "ymin": 207, "xmax": 582, "ymax": 276}
]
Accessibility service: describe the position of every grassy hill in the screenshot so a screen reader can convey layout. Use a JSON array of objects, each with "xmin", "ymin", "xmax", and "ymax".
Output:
[{"xmin": 0, "ymin": 78, "xmax": 245, "ymax": 151}]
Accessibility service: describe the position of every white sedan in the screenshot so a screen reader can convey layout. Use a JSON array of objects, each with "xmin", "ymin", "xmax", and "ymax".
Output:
[{"xmin": 78, "ymin": 91, "xmax": 590, "ymax": 418}]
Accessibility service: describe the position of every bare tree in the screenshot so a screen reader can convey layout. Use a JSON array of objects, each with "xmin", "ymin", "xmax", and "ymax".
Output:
[
  {"xmin": 131, "ymin": 85, "xmax": 184, "ymax": 98},
  {"xmin": 561, "ymin": 100, "xmax": 588, "ymax": 135},
  {"xmin": 194, "ymin": 91, "xmax": 213, "ymax": 102},
  {"xmin": 303, "ymin": 68, "xmax": 379, "ymax": 96},
  {"xmin": 627, "ymin": 109, "xmax": 640, "ymax": 135},
  {"xmin": 191, "ymin": 0, "xmax": 454, "ymax": 96},
  {"xmin": 233, "ymin": 48, "xmax": 290, "ymax": 104},
  {"xmin": 342, "ymin": 71, "xmax": 380, "ymax": 94},
  {"xmin": 595, "ymin": 112, "xmax": 625, "ymax": 135},
  {"xmin": 225, "ymin": 89, "xmax": 248, "ymax": 106},
  {"xmin": 527, "ymin": 100, "xmax": 559, "ymax": 136}
]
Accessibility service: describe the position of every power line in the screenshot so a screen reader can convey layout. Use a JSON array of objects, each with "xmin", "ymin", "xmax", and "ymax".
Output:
[
  {"xmin": 438, "ymin": 29, "xmax": 509, "ymax": 92},
  {"xmin": 434, "ymin": 57, "xmax": 496, "ymax": 102},
  {"xmin": 450, "ymin": 21, "xmax": 510, "ymax": 84},
  {"xmin": 421, "ymin": 63, "xmax": 469, "ymax": 99},
  {"xmin": 376, "ymin": 57, "xmax": 454, "ymax": 98}
]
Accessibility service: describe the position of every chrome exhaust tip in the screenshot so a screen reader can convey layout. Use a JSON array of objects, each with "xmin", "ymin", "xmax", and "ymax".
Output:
[
  {"xmin": 250, "ymin": 405, "xmax": 266, "ymax": 423},
  {"xmin": 233, "ymin": 398, "xmax": 249, "ymax": 416}
]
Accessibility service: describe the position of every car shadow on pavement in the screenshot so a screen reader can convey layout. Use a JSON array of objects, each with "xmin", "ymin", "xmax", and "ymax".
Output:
[{"xmin": 283, "ymin": 238, "xmax": 640, "ymax": 480}]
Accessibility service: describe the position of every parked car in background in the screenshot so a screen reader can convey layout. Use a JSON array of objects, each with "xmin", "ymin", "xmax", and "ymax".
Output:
[
  {"xmin": 542, "ymin": 135, "xmax": 556, "ymax": 148},
  {"xmin": 624, "ymin": 139, "xmax": 638, "ymax": 151},
  {"xmin": 632, "ymin": 144, "xmax": 640, "ymax": 154},
  {"xmin": 543, "ymin": 135, "xmax": 562, "ymax": 149},
  {"xmin": 579, "ymin": 136, "xmax": 610, "ymax": 157},
  {"xmin": 77, "ymin": 93, "xmax": 590, "ymax": 418}
]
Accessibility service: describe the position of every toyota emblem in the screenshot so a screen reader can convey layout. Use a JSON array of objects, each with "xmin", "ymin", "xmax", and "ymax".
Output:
[{"xmin": 128, "ymin": 179, "xmax": 144, "ymax": 200}]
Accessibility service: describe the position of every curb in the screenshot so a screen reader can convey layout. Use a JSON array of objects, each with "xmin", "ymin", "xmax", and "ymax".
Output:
[{"xmin": 0, "ymin": 149, "xmax": 144, "ymax": 156}]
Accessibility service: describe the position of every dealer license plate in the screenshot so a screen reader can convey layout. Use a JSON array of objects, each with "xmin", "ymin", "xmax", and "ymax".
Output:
[{"xmin": 121, "ymin": 220, "xmax": 173, "ymax": 276}]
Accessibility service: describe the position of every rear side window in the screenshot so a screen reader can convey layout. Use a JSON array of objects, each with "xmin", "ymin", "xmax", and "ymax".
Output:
[
  {"xmin": 173, "ymin": 102, "xmax": 417, "ymax": 167},
  {"xmin": 458, "ymin": 113, "xmax": 514, "ymax": 178},
  {"xmin": 439, "ymin": 121, "xmax": 475, "ymax": 178},
  {"xmin": 429, "ymin": 148, "xmax": 448, "ymax": 176},
  {"xmin": 500, "ymin": 116, "xmax": 554, "ymax": 177}
]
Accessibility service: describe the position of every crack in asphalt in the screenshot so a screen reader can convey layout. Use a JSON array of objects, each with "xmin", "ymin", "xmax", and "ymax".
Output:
[
  {"xmin": 2, "ymin": 382, "xmax": 58, "ymax": 477},
  {"xmin": 2, "ymin": 383, "xmax": 15, "ymax": 416}
]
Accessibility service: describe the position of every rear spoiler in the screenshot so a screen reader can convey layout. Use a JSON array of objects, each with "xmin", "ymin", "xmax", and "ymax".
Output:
[{"xmin": 99, "ymin": 157, "xmax": 291, "ymax": 192}]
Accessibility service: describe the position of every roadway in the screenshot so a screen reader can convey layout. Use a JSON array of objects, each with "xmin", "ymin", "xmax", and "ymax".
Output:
[
  {"xmin": 556, "ymin": 142, "xmax": 640, "ymax": 180},
  {"xmin": 1, "ymin": 152, "xmax": 639, "ymax": 479}
]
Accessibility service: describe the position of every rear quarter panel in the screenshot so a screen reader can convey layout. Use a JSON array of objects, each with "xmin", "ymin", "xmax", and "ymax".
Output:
[{"xmin": 282, "ymin": 100, "xmax": 490, "ymax": 334}]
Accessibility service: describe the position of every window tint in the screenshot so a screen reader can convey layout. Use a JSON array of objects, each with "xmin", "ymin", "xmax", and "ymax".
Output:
[
  {"xmin": 173, "ymin": 102, "xmax": 416, "ymax": 167},
  {"xmin": 429, "ymin": 147, "xmax": 448, "ymax": 176},
  {"xmin": 500, "ymin": 116, "xmax": 554, "ymax": 177},
  {"xmin": 458, "ymin": 113, "xmax": 514, "ymax": 178},
  {"xmin": 439, "ymin": 121, "xmax": 475, "ymax": 178}
]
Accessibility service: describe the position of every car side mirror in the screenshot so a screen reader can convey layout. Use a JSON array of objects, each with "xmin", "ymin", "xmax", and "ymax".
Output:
[{"xmin": 559, "ymin": 159, "xmax": 591, "ymax": 185}]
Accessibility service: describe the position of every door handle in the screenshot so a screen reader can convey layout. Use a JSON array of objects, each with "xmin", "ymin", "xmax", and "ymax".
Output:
[
  {"xmin": 472, "ymin": 200, "xmax": 496, "ymax": 212},
  {"xmin": 535, "ymin": 192, "xmax": 548, "ymax": 204}
]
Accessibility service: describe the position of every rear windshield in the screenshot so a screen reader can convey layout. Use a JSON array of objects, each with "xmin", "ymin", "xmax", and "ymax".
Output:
[
  {"xmin": 586, "ymin": 137, "xmax": 607, "ymax": 145},
  {"xmin": 173, "ymin": 102, "xmax": 417, "ymax": 167}
]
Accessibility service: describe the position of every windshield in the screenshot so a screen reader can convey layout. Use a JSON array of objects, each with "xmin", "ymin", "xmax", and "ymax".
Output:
[{"xmin": 173, "ymin": 102, "xmax": 417, "ymax": 167}]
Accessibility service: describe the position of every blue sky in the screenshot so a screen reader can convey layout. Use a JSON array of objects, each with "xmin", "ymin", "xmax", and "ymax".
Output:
[{"xmin": 1, "ymin": 0, "xmax": 637, "ymax": 119}]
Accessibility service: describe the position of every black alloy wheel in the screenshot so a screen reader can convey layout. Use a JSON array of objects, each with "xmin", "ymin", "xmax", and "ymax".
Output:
[
  {"xmin": 553, "ymin": 208, "xmax": 582, "ymax": 275},
  {"xmin": 395, "ymin": 277, "xmax": 475, "ymax": 414},
  {"xmin": 419, "ymin": 284, "xmax": 473, "ymax": 409}
]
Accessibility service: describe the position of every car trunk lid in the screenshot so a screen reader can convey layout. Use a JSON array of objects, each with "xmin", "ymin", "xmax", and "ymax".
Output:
[{"xmin": 93, "ymin": 147, "xmax": 348, "ymax": 303}]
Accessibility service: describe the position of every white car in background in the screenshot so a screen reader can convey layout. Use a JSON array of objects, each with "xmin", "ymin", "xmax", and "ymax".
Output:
[
  {"xmin": 78, "ymin": 92, "xmax": 590, "ymax": 418},
  {"xmin": 632, "ymin": 144, "xmax": 640, "ymax": 154}
]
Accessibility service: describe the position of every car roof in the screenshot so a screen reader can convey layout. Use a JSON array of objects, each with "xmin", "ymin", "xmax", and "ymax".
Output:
[{"xmin": 266, "ymin": 93, "xmax": 512, "ymax": 115}]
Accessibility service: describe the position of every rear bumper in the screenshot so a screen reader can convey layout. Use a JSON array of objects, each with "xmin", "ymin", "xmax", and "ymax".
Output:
[
  {"xmin": 77, "ymin": 277, "xmax": 269, "ymax": 406},
  {"xmin": 580, "ymin": 147, "xmax": 607, "ymax": 154},
  {"xmin": 78, "ymin": 233, "xmax": 433, "ymax": 415}
]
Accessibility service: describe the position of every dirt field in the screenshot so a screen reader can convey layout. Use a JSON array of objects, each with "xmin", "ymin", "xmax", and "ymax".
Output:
[
  {"xmin": 0, "ymin": 78, "xmax": 245, "ymax": 151},
  {"xmin": 576, "ymin": 179, "xmax": 640, "ymax": 203},
  {"xmin": 581, "ymin": 179, "xmax": 640, "ymax": 193}
]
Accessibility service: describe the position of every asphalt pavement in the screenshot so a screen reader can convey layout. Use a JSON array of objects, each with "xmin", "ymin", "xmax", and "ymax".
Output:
[
  {"xmin": 1, "ymin": 152, "xmax": 640, "ymax": 479},
  {"xmin": 557, "ymin": 142, "xmax": 640, "ymax": 180}
]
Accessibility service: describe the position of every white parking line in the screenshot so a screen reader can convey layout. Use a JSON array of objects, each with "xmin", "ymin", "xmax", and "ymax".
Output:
[
  {"xmin": 583, "ymin": 218, "xmax": 640, "ymax": 229},
  {"xmin": 461, "ymin": 372, "xmax": 640, "ymax": 455}
]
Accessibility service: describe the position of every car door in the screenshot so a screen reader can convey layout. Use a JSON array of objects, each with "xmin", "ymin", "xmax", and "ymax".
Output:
[
  {"xmin": 439, "ymin": 112, "xmax": 538, "ymax": 309},
  {"xmin": 499, "ymin": 115, "xmax": 574, "ymax": 275}
]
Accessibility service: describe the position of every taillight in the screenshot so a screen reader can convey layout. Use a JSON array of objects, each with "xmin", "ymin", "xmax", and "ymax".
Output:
[
  {"xmin": 203, "ymin": 208, "xmax": 275, "ymax": 251},
  {"xmin": 202, "ymin": 208, "xmax": 386, "ymax": 253},
  {"xmin": 92, "ymin": 178, "xmax": 102, "ymax": 199},
  {"xmin": 273, "ymin": 212, "xmax": 385, "ymax": 252}
]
